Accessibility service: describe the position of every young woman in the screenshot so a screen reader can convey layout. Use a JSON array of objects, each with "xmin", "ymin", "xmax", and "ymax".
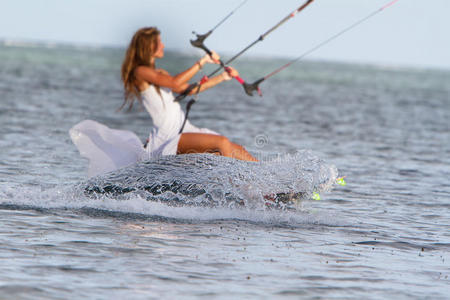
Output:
[
  {"xmin": 123, "ymin": 27, "xmax": 257, "ymax": 161},
  {"xmin": 70, "ymin": 27, "xmax": 257, "ymax": 177}
]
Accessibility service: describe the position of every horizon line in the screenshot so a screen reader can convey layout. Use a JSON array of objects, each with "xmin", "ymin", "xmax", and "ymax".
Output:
[{"xmin": 1, "ymin": 37, "xmax": 449, "ymax": 73}]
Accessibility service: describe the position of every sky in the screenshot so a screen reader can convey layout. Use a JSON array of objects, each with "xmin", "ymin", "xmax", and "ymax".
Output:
[{"xmin": 1, "ymin": 0, "xmax": 449, "ymax": 70}]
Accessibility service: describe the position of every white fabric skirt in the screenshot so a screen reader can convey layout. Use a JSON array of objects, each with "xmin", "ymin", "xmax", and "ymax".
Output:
[{"xmin": 70, "ymin": 120, "xmax": 219, "ymax": 177}]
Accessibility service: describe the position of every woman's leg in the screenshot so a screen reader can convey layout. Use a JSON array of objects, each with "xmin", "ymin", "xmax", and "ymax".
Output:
[{"xmin": 177, "ymin": 133, "xmax": 258, "ymax": 162}]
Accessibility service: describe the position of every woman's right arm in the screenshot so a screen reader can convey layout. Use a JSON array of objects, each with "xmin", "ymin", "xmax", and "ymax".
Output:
[
  {"xmin": 135, "ymin": 52, "xmax": 220, "ymax": 93},
  {"xmin": 135, "ymin": 64, "xmax": 197, "ymax": 93}
]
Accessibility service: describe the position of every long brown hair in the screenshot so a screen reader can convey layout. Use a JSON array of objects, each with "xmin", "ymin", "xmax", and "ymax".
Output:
[{"xmin": 120, "ymin": 27, "xmax": 160, "ymax": 110}]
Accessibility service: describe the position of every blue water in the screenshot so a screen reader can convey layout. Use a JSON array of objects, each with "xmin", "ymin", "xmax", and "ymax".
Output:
[{"xmin": 0, "ymin": 43, "xmax": 449, "ymax": 299}]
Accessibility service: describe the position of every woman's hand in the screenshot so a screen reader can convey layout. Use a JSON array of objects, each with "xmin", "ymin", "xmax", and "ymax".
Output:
[
  {"xmin": 221, "ymin": 66, "xmax": 239, "ymax": 81},
  {"xmin": 200, "ymin": 51, "xmax": 220, "ymax": 65}
]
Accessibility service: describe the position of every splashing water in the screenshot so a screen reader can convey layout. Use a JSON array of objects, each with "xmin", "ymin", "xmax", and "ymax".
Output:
[{"xmin": 78, "ymin": 151, "xmax": 338, "ymax": 209}]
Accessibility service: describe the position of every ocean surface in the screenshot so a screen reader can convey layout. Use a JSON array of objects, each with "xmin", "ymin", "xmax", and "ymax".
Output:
[{"xmin": 0, "ymin": 43, "xmax": 449, "ymax": 299}]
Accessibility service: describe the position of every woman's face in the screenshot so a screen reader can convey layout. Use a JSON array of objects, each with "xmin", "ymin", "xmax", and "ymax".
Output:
[{"xmin": 154, "ymin": 35, "xmax": 164, "ymax": 59}]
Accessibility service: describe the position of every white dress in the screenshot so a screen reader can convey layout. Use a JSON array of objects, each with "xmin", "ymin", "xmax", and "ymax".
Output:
[{"xmin": 70, "ymin": 85, "xmax": 219, "ymax": 177}]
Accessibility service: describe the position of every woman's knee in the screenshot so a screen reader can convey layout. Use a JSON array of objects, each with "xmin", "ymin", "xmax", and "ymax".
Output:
[
  {"xmin": 216, "ymin": 136, "xmax": 232, "ymax": 154},
  {"xmin": 230, "ymin": 142, "xmax": 247, "ymax": 157}
]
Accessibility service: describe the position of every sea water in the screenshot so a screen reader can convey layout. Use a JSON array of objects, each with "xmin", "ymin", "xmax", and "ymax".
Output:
[{"xmin": 0, "ymin": 43, "xmax": 449, "ymax": 299}]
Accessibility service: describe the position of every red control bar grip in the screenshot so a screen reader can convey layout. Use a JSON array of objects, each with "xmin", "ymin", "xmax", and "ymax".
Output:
[{"xmin": 234, "ymin": 76, "xmax": 245, "ymax": 84}]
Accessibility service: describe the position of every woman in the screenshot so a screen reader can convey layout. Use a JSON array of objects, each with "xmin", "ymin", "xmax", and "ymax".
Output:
[{"xmin": 70, "ymin": 27, "xmax": 257, "ymax": 177}]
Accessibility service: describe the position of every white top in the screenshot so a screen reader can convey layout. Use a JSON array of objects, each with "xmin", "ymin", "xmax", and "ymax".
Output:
[
  {"xmin": 140, "ymin": 85, "xmax": 219, "ymax": 160},
  {"xmin": 70, "ymin": 85, "xmax": 219, "ymax": 177},
  {"xmin": 142, "ymin": 85, "xmax": 186, "ymax": 139}
]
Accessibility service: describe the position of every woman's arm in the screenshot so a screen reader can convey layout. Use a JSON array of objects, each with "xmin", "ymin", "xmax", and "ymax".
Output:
[
  {"xmin": 135, "ymin": 64, "xmax": 198, "ymax": 93},
  {"xmin": 174, "ymin": 52, "xmax": 220, "ymax": 85},
  {"xmin": 135, "ymin": 52, "xmax": 220, "ymax": 93},
  {"xmin": 188, "ymin": 67, "xmax": 238, "ymax": 95}
]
